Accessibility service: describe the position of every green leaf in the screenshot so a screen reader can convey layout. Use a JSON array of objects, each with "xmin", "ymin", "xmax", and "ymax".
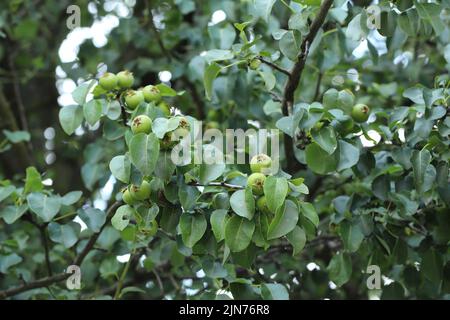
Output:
[
  {"xmin": 210, "ymin": 209, "xmax": 229, "ymax": 242},
  {"xmin": 109, "ymin": 154, "xmax": 131, "ymax": 183},
  {"xmin": 327, "ymin": 252, "xmax": 352, "ymax": 287},
  {"xmin": 199, "ymin": 163, "xmax": 225, "ymax": 184},
  {"xmin": 339, "ymin": 220, "xmax": 364, "ymax": 253},
  {"xmin": 105, "ymin": 100, "xmax": 121, "ymax": 120},
  {"xmin": 179, "ymin": 212, "xmax": 207, "ymax": 248},
  {"xmin": 81, "ymin": 163, "xmax": 103, "ymax": 191},
  {"xmin": 261, "ymin": 283, "xmax": 289, "ymax": 300},
  {"xmin": 299, "ymin": 201, "xmax": 319, "ymax": 227},
  {"xmin": 178, "ymin": 184, "xmax": 200, "ymax": 211},
  {"xmin": 154, "ymin": 151, "xmax": 176, "ymax": 181},
  {"xmin": 267, "ymin": 200, "xmax": 299, "ymax": 240},
  {"xmin": 59, "ymin": 105, "xmax": 84, "ymax": 135},
  {"xmin": 151, "ymin": 117, "xmax": 181, "ymax": 139},
  {"xmin": 83, "ymin": 99, "xmax": 102, "ymax": 126},
  {"xmin": 305, "ymin": 142, "xmax": 338, "ymax": 174},
  {"xmin": 48, "ymin": 222, "xmax": 80, "ymax": 248},
  {"xmin": 0, "ymin": 186, "xmax": 15, "ymax": 203},
  {"xmin": 225, "ymin": 215, "xmax": 255, "ymax": 252},
  {"xmin": 0, "ymin": 253, "xmax": 22, "ymax": 274},
  {"xmin": 263, "ymin": 176, "xmax": 288, "ymax": 213},
  {"xmin": 311, "ymin": 126, "xmax": 337, "ymax": 155},
  {"xmin": 230, "ymin": 187, "xmax": 255, "ymax": 220},
  {"xmin": 111, "ymin": 205, "xmax": 134, "ymax": 231},
  {"xmin": 337, "ymin": 140, "xmax": 360, "ymax": 171},
  {"xmin": 254, "ymin": 0, "xmax": 277, "ymax": 22},
  {"xmin": 258, "ymin": 70, "xmax": 276, "ymax": 91},
  {"xmin": 286, "ymin": 226, "xmax": 306, "ymax": 256},
  {"xmin": 421, "ymin": 248, "xmax": 443, "ymax": 285},
  {"xmin": 129, "ymin": 133, "xmax": 159, "ymax": 176},
  {"xmin": 3, "ymin": 130, "xmax": 30, "ymax": 143},
  {"xmin": 72, "ymin": 80, "xmax": 94, "ymax": 105},
  {"xmin": 204, "ymin": 62, "xmax": 222, "ymax": 100},
  {"xmin": 27, "ymin": 193, "xmax": 61, "ymax": 222},
  {"xmin": 411, "ymin": 149, "xmax": 435, "ymax": 194},
  {"xmin": 203, "ymin": 49, "xmax": 234, "ymax": 63},
  {"xmin": 61, "ymin": 191, "xmax": 82, "ymax": 206},
  {"xmin": 0, "ymin": 205, "xmax": 27, "ymax": 224},
  {"xmin": 78, "ymin": 207, "xmax": 106, "ymax": 232},
  {"xmin": 23, "ymin": 166, "xmax": 43, "ymax": 194},
  {"xmin": 414, "ymin": 1, "xmax": 444, "ymax": 35},
  {"xmin": 279, "ymin": 31, "xmax": 300, "ymax": 61},
  {"xmin": 156, "ymin": 83, "xmax": 177, "ymax": 97}
]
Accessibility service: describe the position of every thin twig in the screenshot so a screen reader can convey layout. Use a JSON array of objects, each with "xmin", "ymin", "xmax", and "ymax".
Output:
[{"xmin": 258, "ymin": 56, "xmax": 291, "ymax": 76}]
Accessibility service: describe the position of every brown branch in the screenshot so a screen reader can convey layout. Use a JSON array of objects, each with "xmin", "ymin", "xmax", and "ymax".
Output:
[
  {"xmin": 281, "ymin": 0, "xmax": 334, "ymax": 172},
  {"xmin": 258, "ymin": 56, "xmax": 290, "ymax": 76},
  {"xmin": 181, "ymin": 76, "xmax": 206, "ymax": 120},
  {"xmin": 0, "ymin": 201, "xmax": 122, "ymax": 299}
]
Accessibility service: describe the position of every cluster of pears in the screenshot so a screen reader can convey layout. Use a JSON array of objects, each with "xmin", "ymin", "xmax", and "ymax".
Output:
[
  {"xmin": 98, "ymin": 70, "xmax": 170, "ymax": 116},
  {"xmin": 247, "ymin": 154, "xmax": 273, "ymax": 214},
  {"xmin": 122, "ymin": 180, "xmax": 152, "ymax": 206},
  {"xmin": 322, "ymin": 88, "xmax": 371, "ymax": 135},
  {"xmin": 211, "ymin": 153, "xmax": 273, "ymax": 215}
]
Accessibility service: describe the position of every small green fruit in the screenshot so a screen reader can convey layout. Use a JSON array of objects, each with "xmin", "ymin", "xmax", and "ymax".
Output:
[
  {"xmin": 248, "ymin": 58, "xmax": 261, "ymax": 70},
  {"xmin": 99, "ymin": 72, "xmax": 118, "ymax": 91},
  {"xmin": 205, "ymin": 121, "xmax": 220, "ymax": 130},
  {"xmin": 157, "ymin": 101, "xmax": 171, "ymax": 117},
  {"xmin": 250, "ymin": 154, "xmax": 272, "ymax": 174},
  {"xmin": 213, "ymin": 192, "xmax": 230, "ymax": 210},
  {"xmin": 335, "ymin": 115, "xmax": 354, "ymax": 135},
  {"xmin": 124, "ymin": 90, "xmax": 144, "ymax": 110},
  {"xmin": 142, "ymin": 85, "xmax": 161, "ymax": 102},
  {"xmin": 117, "ymin": 70, "xmax": 134, "ymax": 89},
  {"xmin": 131, "ymin": 115, "xmax": 152, "ymax": 134},
  {"xmin": 141, "ymin": 219, "xmax": 158, "ymax": 237},
  {"xmin": 256, "ymin": 196, "xmax": 271, "ymax": 214},
  {"xmin": 129, "ymin": 181, "xmax": 151, "ymax": 200},
  {"xmin": 247, "ymin": 173, "xmax": 266, "ymax": 195},
  {"xmin": 122, "ymin": 189, "xmax": 136, "ymax": 205},
  {"xmin": 351, "ymin": 103, "xmax": 370, "ymax": 123}
]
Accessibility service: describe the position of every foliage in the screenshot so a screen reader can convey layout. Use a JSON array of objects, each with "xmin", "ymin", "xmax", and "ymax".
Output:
[{"xmin": 0, "ymin": 0, "xmax": 449, "ymax": 300}]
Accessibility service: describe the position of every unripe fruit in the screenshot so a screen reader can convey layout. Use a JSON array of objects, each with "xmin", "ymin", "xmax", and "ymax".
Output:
[
  {"xmin": 124, "ymin": 90, "xmax": 144, "ymax": 110},
  {"xmin": 247, "ymin": 173, "xmax": 266, "ymax": 195},
  {"xmin": 157, "ymin": 101, "xmax": 171, "ymax": 117},
  {"xmin": 250, "ymin": 154, "xmax": 272, "ymax": 174},
  {"xmin": 142, "ymin": 85, "xmax": 161, "ymax": 102},
  {"xmin": 122, "ymin": 189, "xmax": 136, "ymax": 205},
  {"xmin": 205, "ymin": 121, "xmax": 220, "ymax": 130},
  {"xmin": 99, "ymin": 72, "xmax": 118, "ymax": 91},
  {"xmin": 351, "ymin": 103, "xmax": 370, "ymax": 123},
  {"xmin": 117, "ymin": 70, "xmax": 134, "ymax": 89},
  {"xmin": 256, "ymin": 196, "xmax": 271, "ymax": 215},
  {"xmin": 335, "ymin": 115, "xmax": 354, "ymax": 135},
  {"xmin": 141, "ymin": 219, "xmax": 158, "ymax": 237},
  {"xmin": 248, "ymin": 58, "xmax": 261, "ymax": 70},
  {"xmin": 131, "ymin": 115, "xmax": 152, "ymax": 134},
  {"xmin": 129, "ymin": 180, "xmax": 151, "ymax": 201},
  {"xmin": 213, "ymin": 192, "xmax": 230, "ymax": 210}
]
